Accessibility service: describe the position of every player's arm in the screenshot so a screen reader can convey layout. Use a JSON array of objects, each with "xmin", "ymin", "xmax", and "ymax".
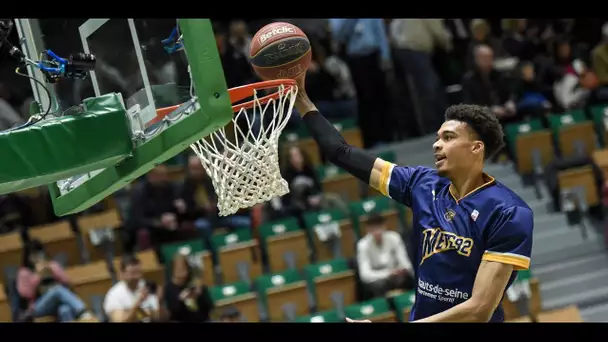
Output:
[
  {"xmin": 293, "ymin": 75, "xmax": 385, "ymax": 192},
  {"xmin": 414, "ymin": 261, "xmax": 514, "ymax": 322},
  {"xmin": 415, "ymin": 206, "xmax": 533, "ymax": 323}
]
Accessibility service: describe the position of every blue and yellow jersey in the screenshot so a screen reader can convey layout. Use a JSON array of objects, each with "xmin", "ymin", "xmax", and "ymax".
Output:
[{"xmin": 377, "ymin": 161, "xmax": 533, "ymax": 322}]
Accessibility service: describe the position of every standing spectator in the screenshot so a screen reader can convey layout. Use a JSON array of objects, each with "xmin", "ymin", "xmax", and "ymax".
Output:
[
  {"xmin": 17, "ymin": 240, "xmax": 92, "ymax": 322},
  {"xmin": 356, "ymin": 214, "xmax": 414, "ymax": 298},
  {"xmin": 228, "ymin": 20, "xmax": 252, "ymax": 57},
  {"xmin": 512, "ymin": 61, "xmax": 552, "ymax": 117},
  {"xmin": 329, "ymin": 19, "xmax": 392, "ymax": 148},
  {"xmin": 164, "ymin": 252, "xmax": 214, "ymax": 322},
  {"xmin": 180, "ymin": 155, "xmax": 251, "ymax": 241},
  {"xmin": 213, "ymin": 21, "xmax": 255, "ymax": 88},
  {"xmin": 390, "ymin": 19, "xmax": 452, "ymax": 135},
  {"xmin": 104, "ymin": 255, "xmax": 166, "ymax": 322},
  {"xmin": 466, "ymin": 19, "xmax": 505, "ymax": 70},
  {"xmin": 462, "ymin": 45, "xmax": 517, "ymax": 124},
  {"xmin": 592, "ymin": 23, "xmax": 608, "ymax": 94}
]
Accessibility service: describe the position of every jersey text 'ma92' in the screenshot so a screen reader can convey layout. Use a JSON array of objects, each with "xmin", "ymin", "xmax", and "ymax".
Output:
[{"xmin": 377, "ymin": 161, "xmax": 533, "ymax": 322}]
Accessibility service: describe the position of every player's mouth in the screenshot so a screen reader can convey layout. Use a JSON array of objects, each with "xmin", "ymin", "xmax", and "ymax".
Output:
[{"xmin": 434, "ymin": 154, "xmax": 446, "ymax": 166}]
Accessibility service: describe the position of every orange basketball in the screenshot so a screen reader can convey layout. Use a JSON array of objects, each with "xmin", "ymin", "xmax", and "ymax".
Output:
[{"xmin": 249, "ymin": 22, "xmax": 312, "ymax": 80}]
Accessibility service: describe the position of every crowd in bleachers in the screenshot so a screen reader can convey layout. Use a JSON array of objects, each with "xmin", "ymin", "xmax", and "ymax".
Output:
[{"xmin": 0, "ymin": 18, "xmax": 606, "ymax": 322}]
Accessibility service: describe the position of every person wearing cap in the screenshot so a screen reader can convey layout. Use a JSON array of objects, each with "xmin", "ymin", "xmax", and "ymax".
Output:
[{"xmin": 356, "ymin": 213, "xmax": 415, "ymax": 298}]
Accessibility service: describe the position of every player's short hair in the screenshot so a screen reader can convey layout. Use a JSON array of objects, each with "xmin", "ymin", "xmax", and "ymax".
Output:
[{"xmin": 444, "ymin": 104, "xmax": 505, "ymax": 160}]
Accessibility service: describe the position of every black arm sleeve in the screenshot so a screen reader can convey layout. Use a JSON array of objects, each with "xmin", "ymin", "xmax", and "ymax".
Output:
[{"xmin": 301, "ymin": 110, "xmax": 377, "ymax": 183}]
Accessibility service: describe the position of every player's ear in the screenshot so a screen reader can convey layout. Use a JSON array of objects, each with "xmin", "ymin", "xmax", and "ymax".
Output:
[{"xmin": 471, "ymin": 140, "xmax": 484, "ymax": 155}]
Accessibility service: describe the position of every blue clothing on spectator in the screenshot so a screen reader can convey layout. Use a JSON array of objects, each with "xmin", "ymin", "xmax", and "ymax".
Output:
[{"xmin": 329, "ymin": 19, "xmax": 391, "ymax": 62}]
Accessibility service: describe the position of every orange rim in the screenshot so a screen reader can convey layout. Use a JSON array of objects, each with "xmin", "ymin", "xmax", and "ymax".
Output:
[{"xmin": 149, "ymin": 79, "xmax": 297, "ymax": 127}]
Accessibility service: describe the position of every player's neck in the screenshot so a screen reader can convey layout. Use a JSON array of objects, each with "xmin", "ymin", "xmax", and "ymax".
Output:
[{"xmin": 449, "ymin": 169, "xmax": 486, "ymax": 201}]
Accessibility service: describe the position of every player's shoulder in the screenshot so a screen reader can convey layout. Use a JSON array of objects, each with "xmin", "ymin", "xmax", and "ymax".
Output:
[
  {"xmin": 477, "ymin": 181, "xmax": 534, "ymax": 225},
  {"xmin": 392, "ymin": 165, "xmax": 448, "ymax": 186}
]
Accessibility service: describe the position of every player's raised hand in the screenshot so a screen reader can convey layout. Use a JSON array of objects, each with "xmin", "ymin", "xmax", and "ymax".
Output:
[
  {"xmin": 293, "ymin": 73, "xmax": 318, "ymax": 117},
  {"xmin": 345, "ymin": 317, "xmax": 371, "ymax": 323}
]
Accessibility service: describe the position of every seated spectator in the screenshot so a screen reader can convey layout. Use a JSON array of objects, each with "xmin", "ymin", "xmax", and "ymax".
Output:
[
  {"xmin": 304, "ymin": 41, "xmax": 358, "ymax": 121},
  {"xmin": 164, "ymin": 252, "xmax": 214, "ymax": 322},
  {"xmin": 501, "ymin": 19, "xmax": 538, "ymax": 62},
  {"xmin": 512, "ymin": 61, "xmax": 552, "ymax": 116},
  {"xmin": 554, "ymin": 58, "xmax": 593, "ymax": 110},
  {"xmin": 17, "ymin": 239, "xmax": 92, "ymax": 322},
  {"xmin": 356, "ymin": 214, "xmax": 414, "ymax": 298},
  {"xmin": 127, "ymin": 165, "xmax": 192, "ymax": 252},
  {"xmin": 462, "ymin": 45, "xmax": 517, "ymax": 124},
  {"xmin": 180, "ymin": 155, "xmax": 251, "ymax": 240},
  {"xmin": 218, "ymin": 306, "xmax": 242, "ymax": 322},
  {"xmin": 281, "ymin": 145, "xmax": 324, "ymax": 214},
  {"xmin": 228, "ymin": 19, "xmax": 252, "ymax": 57},
  {"xmin": 104, "ymin": 254, "xmax": 166, "ymax": 322}
]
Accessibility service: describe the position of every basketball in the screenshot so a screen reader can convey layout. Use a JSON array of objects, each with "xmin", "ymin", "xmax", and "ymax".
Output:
[{"xmin": 249, "ymin": 22, "xmax": 311, "ymax": 80}]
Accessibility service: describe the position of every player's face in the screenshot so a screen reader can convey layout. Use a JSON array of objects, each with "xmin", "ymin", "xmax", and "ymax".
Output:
[{"xmin": 433, "ymin": 120, "xmax": 484, "ymax": 178}]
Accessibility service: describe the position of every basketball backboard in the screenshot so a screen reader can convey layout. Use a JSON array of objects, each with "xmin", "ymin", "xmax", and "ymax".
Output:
[{"xmin": 12, "ymin": 19, "xmax": 233, "ymax": 215}]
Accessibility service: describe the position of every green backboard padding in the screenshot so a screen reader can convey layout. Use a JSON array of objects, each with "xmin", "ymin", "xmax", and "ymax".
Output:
[
  {"xmin": 295, "ymin": 310, "xmax": 342, "ymax": 322},
  {"xmin": 548, "ymin": 110, "xmax": 587, "ymax": 134},
  {"xmin": 303, "ymin": 208, "xmax": 348, "ymax": 230},
  {"xmin": 48, "ymin": 19, "xmax": 233, "ymax": 216},
  {"xmin": 393, "ymin": 290, "xmax": 416, "ymax": 322},
  {"xmin": 255, "ymin": 269, "xmax": 305, "ymax": 311},
  {"xmin": 211, "ymin": 228, "xmax": 254, "ymax": 251},
  {"xmin": 258, "ymin": 218, "xmax": 301, "ymax": 245},
  {"xmin": 344, "ymin": 298, "xmax": 391, "ymax": 320},
  {"xmin": 0, "ymin": 92, "xmax": 132, "ymax": 195},
  {"xmin": 504, "ymin": 118, "xmax": 544, "ymax": 152},
  {"xmin": 209, "ymin": 280, "xmax": 251, "ymax": 303}
]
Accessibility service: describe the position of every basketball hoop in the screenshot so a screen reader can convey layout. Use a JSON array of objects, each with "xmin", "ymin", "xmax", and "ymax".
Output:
[{"xmin": 155, "ymin": 79, "xmax": 298, "ymax": 217}]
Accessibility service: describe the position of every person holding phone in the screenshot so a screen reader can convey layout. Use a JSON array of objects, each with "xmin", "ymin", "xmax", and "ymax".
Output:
[
  {"xmin": 104, "ymin": 255, "xmax": 167, "ymax": 322},
  {"xmin": 164, "ymin": 252, "xmax": 214, "ymax": 322}
]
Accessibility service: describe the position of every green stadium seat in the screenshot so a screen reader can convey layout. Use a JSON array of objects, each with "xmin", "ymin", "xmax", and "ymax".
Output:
[
  {"xmin": 589, "ymin": 104, "xmax": 608, "ymax": 147},
  {"xmin": 304, "ymin": 209, "xmax": 356, "ymax": 262},
  {"xmin": 255, "ymin": 269, "xmax": 309, "ymax": 321},
  {"xmin": 393, "ymin": 290, "xmax": 416, "ymax": 322},
  {"xmin": 317, "ymin": 164, "xmax": 361, "ymax": 202},
  {"xmin": 211, "ymin": 228, "xmax": 262, "ymax": 284},
  {"xmin": 294, "ymin": 310, "xmax": 343, "ymax": 323},
  {"xmin": 348, "ymin": 196, "xmax": 401, "ymax": 237},
  {"xmin": 209, "ymin": 281, "xmax": 260, "ymax": 322},
  {"xmin": 160, "ymin": 239, "xmax": 214, "ymax": 285},
  {"xmin": 548, "ymin": 111, "xmax": 596, "ymax": 157},
  {"xmin": 344, "ymin": 297, "xmax": 396, "ymax": 322},
  {"xmin": 504, "ymin": 119, "xmax": 544, "ymax": 154},
  {"xmin": 304, "ymin": 258, "xmax": 356, "ymax": 312},
  {"xmin": 258, "ymin": 218, "xmax": 310, "ymax": 273}
]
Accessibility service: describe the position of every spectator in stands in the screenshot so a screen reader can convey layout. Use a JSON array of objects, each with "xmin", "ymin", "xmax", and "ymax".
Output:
[
  {"xmin": 512, "ymin": 61, "xmax": 552, "ymax": 117},
  {"xmin": 467, "ymin": 19, "xmax": 505, "ymax": 70},
  {"xmin": 281, "ymin": 145, "xmax": 323, "ymax": 214},
  {"xmin": 329, "ymin": 19, "xmax": 392, "ymax": 148},
  {"xmin": 356, "ymin": 214, "xmax": 414, "ymax": 298},
  {"xmin": 218, "ymin": 306, "xmax": 242, "ymax": 322},
  {"xmin": 592, "ymin": 23, "xmax": 608, "ymax": 99},
  {"xmin": 389, "ymin": 19, "xmax": 451, "ymax": 135},
  {"xmin": 164, "ymin": 252, "xmax": 214, "ymax": 322},
  {"xmin": 229, "ymin": 20, "xmax": 252, "ymax": 57},
  {"xmin": 181, "ymin": 155, "xmax": 251, "ymax": 239},
  {"xmin": 462, "ymin": 45, "xmax": 517, "ymax": 124},
  {"xmin": 501, "ymin": 19, "xmax": 538, "ymax": 62},
  {"xmin": 17, "ymin": 239, "xmax": 92, "ymax": 322},
  {"xmin": 127, "ymin": 164, "xmax": 186, "ymax": 251},
  {"xmin": 104, "ymin": 254, "xmax": 167, "ymax": 322},
  {"xmin": 303, "ymin": 41, "xmax": 358, "ymax": 121},
  {"xmin": 214, "ymin": 21, "xmax": 255, "ymax": 89}
]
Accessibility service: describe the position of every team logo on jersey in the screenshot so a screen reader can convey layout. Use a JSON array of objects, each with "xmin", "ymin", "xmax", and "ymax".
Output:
[
  {"xmin": 420, "ymin": 228, "xmax": 473, "ymax": 265},
  {"xmin": 444, "ymin": 209, "xmax": 456, "ymax": 222}
]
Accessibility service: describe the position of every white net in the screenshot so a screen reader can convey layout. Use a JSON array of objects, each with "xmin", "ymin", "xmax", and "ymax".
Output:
[{"xmin": 190, "ymin": 84, "xmax": 298, "ymax": 217}]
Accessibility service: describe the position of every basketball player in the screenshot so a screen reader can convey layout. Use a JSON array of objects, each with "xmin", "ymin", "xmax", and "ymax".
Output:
[{"xmin": 293, "ymin": 74, "xmax": 533, "ymax": 322}]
